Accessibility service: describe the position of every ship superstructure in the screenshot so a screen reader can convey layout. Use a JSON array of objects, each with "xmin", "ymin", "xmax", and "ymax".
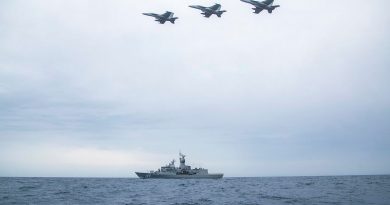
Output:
[{"xmin": 135, "ymin": 153, "xmax": 223, "ymax": 179}]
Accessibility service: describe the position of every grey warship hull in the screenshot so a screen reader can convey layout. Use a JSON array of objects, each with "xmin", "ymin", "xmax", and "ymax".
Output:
[
  {"xmin": 135, "ymin": 172, "xmax": 223, "ymax": 179},
  {"xmin": 135, "ymin": 153, "xmax": 223, "ymax": 179}
]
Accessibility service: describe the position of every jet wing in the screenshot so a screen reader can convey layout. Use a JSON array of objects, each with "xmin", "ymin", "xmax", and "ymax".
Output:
[
  {"xmin": 189, "ymin": 5, "xmax": 206, "ymax": 10},
  {"xmin": 162, "ymin": 11, "xmax": 173, "ymax": 19},
  {"xmin": 210, "ymin": 4, "xmax": 221, "ymax": 11},
  {"xmin": 254, "ymin": 7, "xmax": 264, "ymax": 14},
  {"xmin": 143, "ymin": 13, "xmax": 159, "ymax": 18},
  {"xmin": 262, "ymin": 0, "xmax": 274, "ymax": 6}
]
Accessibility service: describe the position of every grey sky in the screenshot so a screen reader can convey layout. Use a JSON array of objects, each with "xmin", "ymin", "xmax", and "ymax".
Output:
[{"xmin": 0, "ymin": 0, "xmax": 389, "ymax": 177}]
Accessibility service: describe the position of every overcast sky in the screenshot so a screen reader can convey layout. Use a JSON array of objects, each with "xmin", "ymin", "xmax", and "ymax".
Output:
[{"xmin": 0, "ymin": 0, "xmax": 389, "ymax": 177}]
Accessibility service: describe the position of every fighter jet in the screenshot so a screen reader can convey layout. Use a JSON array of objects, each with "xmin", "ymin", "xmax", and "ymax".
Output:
[
  {"xmin": 241, "ymin": 0, "xmax": 280, "ymax": 14},
  {"xmin": 142, "ymin": 11, "xmax": 178, "ymax": 24},
  {"xmin": 189, "ymin": 4, "xmax": 226, "ymax": 18}
]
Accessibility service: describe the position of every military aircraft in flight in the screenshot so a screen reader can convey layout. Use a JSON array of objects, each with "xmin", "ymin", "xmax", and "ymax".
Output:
[
  {"xmin": 240, "ymin": 0, "xmax": 280, "ymax": 14},
  {"xmin": 142, "ymin": 11, "xmax": 178, "ymax": 24},
  {"xmin": 189, "ymin": 4, "xmax": 226, "ymax": 18}
]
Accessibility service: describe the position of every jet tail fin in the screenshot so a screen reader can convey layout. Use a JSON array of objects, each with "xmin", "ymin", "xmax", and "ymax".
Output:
[
  {"xmin": 169, "ymin": 17, "xmax": 178, "ymax": 24},
  {"xmin": 217, "ymin": 10, "xmax": 226, "ymax": 17},
  {"xmin": 267, "ymin": 5, "xmax": 280, "ymax": 13}
]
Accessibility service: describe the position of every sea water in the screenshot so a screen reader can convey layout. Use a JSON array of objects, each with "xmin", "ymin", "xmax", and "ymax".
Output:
[{"xmin": 1, "ymin": 175, "xmax": 389, "ymax": 204}]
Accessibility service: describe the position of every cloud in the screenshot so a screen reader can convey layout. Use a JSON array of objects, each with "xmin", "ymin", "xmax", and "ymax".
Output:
[{"xmin": 0, "ymin": 0, "xmax": 389, "ymax": 176}]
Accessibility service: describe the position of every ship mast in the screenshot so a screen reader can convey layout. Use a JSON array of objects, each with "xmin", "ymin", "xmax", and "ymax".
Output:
[{"xmin": 179, "ymin": 152, "xmax": 186, "ymax": 169}]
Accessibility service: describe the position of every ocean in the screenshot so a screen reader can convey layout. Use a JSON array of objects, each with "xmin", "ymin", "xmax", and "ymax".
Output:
[{"xmin": 1, "ymin": 175, "xmax": 389, "ymax": 205}]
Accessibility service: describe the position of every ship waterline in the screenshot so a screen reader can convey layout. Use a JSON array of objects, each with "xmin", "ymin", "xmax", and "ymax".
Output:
[
  {"xmin": 135, "ymin": 172, "xmax": 223, "ymax": 179},
  {"xmin": 135, "ymin": 153, "xmax": 223, "ymax": 179}
]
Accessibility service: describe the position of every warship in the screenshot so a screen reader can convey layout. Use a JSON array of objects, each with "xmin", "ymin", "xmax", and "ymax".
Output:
[{"xmin": 135, "ymin": 153, "xmax": 223, "ymax": 179}]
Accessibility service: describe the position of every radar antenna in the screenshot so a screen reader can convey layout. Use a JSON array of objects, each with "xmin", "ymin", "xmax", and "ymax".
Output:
[
  {"xmin": 179, "ymin": 152, "xmax": 186, "ymax": 158},
  {"xmin": 169, "ymin": 159, "xmax": 175, "ymax": 166}
]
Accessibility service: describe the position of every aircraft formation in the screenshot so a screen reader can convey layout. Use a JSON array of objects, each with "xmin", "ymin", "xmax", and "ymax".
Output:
[{"xmin": 143, "ymin": 0, "xmax": 280, "ymax": 24}]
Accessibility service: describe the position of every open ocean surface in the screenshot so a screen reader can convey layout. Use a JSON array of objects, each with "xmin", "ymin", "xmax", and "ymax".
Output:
[{"xmin": 1, "ymin": 175, "xmax": 389, "ymax": 205}]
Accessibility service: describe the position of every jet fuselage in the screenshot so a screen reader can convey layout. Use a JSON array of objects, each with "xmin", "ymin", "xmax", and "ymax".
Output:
[
  {"xmin": 241, "ymin": 0, "xmax": 279, "ymax": 14},
  {"xmin": 142, "ymin": 12, "xmax": 178, "ymax": 24},
  {"xmin": 189, "ymin": 4, "xmax": 226, "ymax": 18}
]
